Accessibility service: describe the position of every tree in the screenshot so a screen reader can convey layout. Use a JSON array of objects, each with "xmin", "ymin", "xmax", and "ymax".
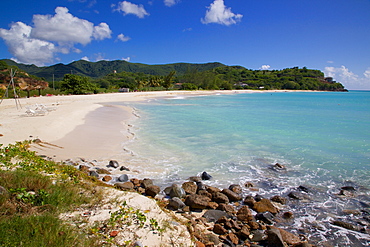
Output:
[
  {"xmin": 60, "ymin": 74, "xmax": 98, "ymax": 95},
  {"xmin": 161, "ymin": 71, "xmax": 176, "ymax": 90}
]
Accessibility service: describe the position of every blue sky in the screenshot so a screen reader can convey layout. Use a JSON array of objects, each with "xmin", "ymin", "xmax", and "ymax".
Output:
[{"xmin": 0, "ymin": 0, "xmax": 369, "ymax": 89}]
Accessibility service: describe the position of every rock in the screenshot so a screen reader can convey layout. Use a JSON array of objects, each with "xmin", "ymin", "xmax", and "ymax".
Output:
[
  {"xmin": 97, "ymin": 168, "xmax": 111, "ymax": 174},
  {"xmin": 109, "ymin": 230, "xmax": 119, "ymax": 237},
  {"xmin": 238, "ymin": 225, "xmax": 251, "ymax": 239},
  {"xmin": 229, "ymin": 184, "xmax": 242, "ymax": 194},
  {"xmin": 130, "ymin": 178, "xmax": 141, "ymax": 187},
  {"xmin": 182, "ymin": 181, "xmax": 197, "ymax": 194},
  {"xmin": 293, "ymin": 242, "xmax": 312, "ymax": 247},
  {"xmin": 256, "ymin": 211, "xmax": 275, "ymax": 225},
  {"xmin": 168, "ymin": 197, "xmax": 186, "ymax": 210},
  {"xmin": 132, "ymin": 241, "xmax": 143, "ymax": 247},
  {"xmin": 196, "ymin": 181, "xmax": 207, "ymax": 191},
  {"xmin": 271, "ymin": 195, "xmax": 287, "ymax": 205},
  {"xmin": 79, "ymin": 165, "xmax": 90, "ymax": 172},
  {"xmin": 201, "ymin": 171, "xmax": 212, "ymax": 180},
  {"xmin": 298, "ymin": 185, "xmax": 311, "ymax": 193},
  {"xmin": 117, "ymin": 174, "xmax": 129, "ymax": 182},
  {"xmin": 254, "ymin": 194, "xmax": 264, "ymax": 202},
  {"xmin": 266, "ymin": 227, "xmax": 285, "ymax": 247},
  {"xmin": 108, "ymin": 160, "xmax": 120, "ymax": 168},
  {"xmin": 332, "ymin": 220, "xmax": 361, "ymax": 231},
  {"xmin": 243, "ymin": 195, "xmax": 256, "ymax": 208},
  {"xmin": 270, "ymin": 163, "xmax": 286, "ymax": 171},
  {"xmin": 217, "ymin": 203, "xmax": 236, "ymax": 214},
  {"xmin": 342, "ymin": 209, "xmax": 361, "ymax": 215},
  {"xmin": 194, "ymin": 241, "xmax": 205, "ymax": 247},
  {"xmin": 102, "ymin": 175, "xmax": 112, "ymax": 182},
  {"xmin": 145, "ymin": 185, "xmax": 160, "ymax": 197},
  {"xmin": 202, "ymin": 233, "xmax": 220, "ymax": 245},
  {"xmin": 206, "ymin": 186, "xmax": 221, "ymax": 194},
  {"xmin": 283, "ymin": 211, "xmax": 294, "ymax": 219},
  {"xmin": 115, "ymin": 182, "xmax": 134, "ymax": 190},
  {"xmin": 222, "ymin": 189, "xmax": 242, "ymax": 202},
  {"xmin": 141, "ymin": 178, "xmax": 153, "ymax": 189},
  {"xmin": 341, "ymin": 186, "xmax": 356, "ymax": 191},
  {"xmin": 288, "ymin": 191, "xmax": 305, "ymax": 200},
  {"xmin": 213, "ymin": 224, "xmax": 228, "ymax": 235},
  {"xmin": 245, "ymin": 182, "xmax": 255, "ymax": 188},
  {"xmin": 169, "ymin": 184, "xmax": 186, "ymax": 198},
  {"xmin": 185, "ymin": 194, "xmax": 211, "ymax": 210},
  {"xmin": 89, "ymin": 170, "xmax": 99, "ymax": 178},
  {"xmin": 119, "ymin": 166, "xmax": 130, "ymax": 171},
  {"xmin": 189, "ymin": 176, "xmax": 202, "ymax": 182},
  {"xmin": 253, "ymin": 198, "xmax": 279, "ymax": 214},
  {"xmin": 250, "ymin": 230, "xmax": 267, "ymax": 242},
  {"xmin": 208, "ymin": 202, "xmax": 218, "ymax": 209},
  {"xmin": 226, "ymin": 232, "xmax": 239, "ymax": 245},
  {"xmin": 212, "ymin": 192, "xmax": 229, "ymax": 204},
  {"xmin": 276, "ymin": 226, "xmax": 301, "ymax": 245},
  {"xmin": 198, "ymin": 189, "xmax": 212, "ymax": 198},
  {"xmin": 236, "ymin": 206, "xmax": 254, "ymax": 222},
  {"xmin": 203, "ymin": 210, "xmax": 229, "ymax": 223}
]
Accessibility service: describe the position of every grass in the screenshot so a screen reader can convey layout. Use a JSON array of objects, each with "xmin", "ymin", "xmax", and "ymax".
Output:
[{"xmin": 0, "ymin": 141, "xmax": 103, "ymax": 247}]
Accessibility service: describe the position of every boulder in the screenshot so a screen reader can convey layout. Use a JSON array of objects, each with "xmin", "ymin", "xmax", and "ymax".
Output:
[
  {"xmin": 130, "ymin": 178, "xmax": 141, "ymax": 187},
  {"xmin": 270, "ymin": 163, "xmax": 286, "ymax": 171},
  {"xmin": 97, "ymin": 168, "xmax": 111, "ymax": 174},
  {"xmin": 169, "ymin": 184, "xmax": 186, "ymax": 198},
  {"xmin": 276, "ymin": 227, "xmax": 301, "ymax": 245},
  {"xmin": 145, "ymin": 185, "xmax": 160, "ymax": 197},
  {"xmin": 222, "ymin": 188, "xmax": 242, "ymax": 202},
  {"xmin": 197, "ymin": 190, "xmax": 212, "ymax": 198},
  {"xmin": 249, "ymin": 230, "xmax": 267, "ymax": 242},
  {"xmin": 196, "ymin": 181, "xmax": 207, "ymax": 191},
  {"xmin": 288, "ymin": 191, "xmax": 306, "ymax": 200},
  {"xmin": 212, "ymin": 192, "xmax": 229, "ymax": 204},
  {"xmin": 238, "ymin": 225, "xmax": 251, "ymax": 239},
  {"xmin": 182, "ymin": 181, "xmax": 197, "ymax": 194},
  {"xmin": 115, "ymin": 182, "xmax": 134, "ymax": 190},
  {"xmin": 79, "ymin": 165, "xmax": 90, "ymax": 172},
  {"xmin": 117, "ymin": 174, "xmax": 129, "ymax": 182},
  {"xmin": 229, "ymin": 184, "xmax": 242, "ymax": 194},
  {"xmin": 201, "ymin": 171, "xmax": 212, "ymax": 180},
  {"xmin": 256, "ymin": 211, "xmax": 275, "ymax": 225},
  {"xmin": 253, "ymin": 198, "xmax": 279, "ymax": 214},
  {"xmin": 141, "ymin": 178, "xmax": 153, "ymax": 189},
  {"xmin": 89, "ymin": 170, "xmax": 99, "ymax": 178},
  {"xmin": 120, "ymin": 166, "xmax": 130, "ymax": 171},
  {"xmin": 217, "ymin": 203, "xmax": 236, "ymax": 214},
  {"xmin": 226, "ymin": 232, "xmax": 239, "ymax": 245},
  {"xmin": 245, "ymin": 182, "xmax": 255, "ymax": 188},
  {"xmin": 236, "ymin": 206, "xmax": 253, "ymax": 222},
  {"xmin": 266, "ymin": 227, "xmax": 285, "ymax": 247},
  {"xmin": 213, "ymin": 224, "xmax": 228, "ymax": 235},
  {"xmin": 185, "ymin": 194, "xmax": 211, "ymax": 210},
  {"xmin": 332, "ymin": 220, "xmax": 361, "ymax": 231},
  {"xmin": 168, "ymin": 197, "xmax": 186, "ymax": 210},
  {"xmin": 189, "ymin": 176, "xmax": 202, "ymax": 182},
  {"xmin": 271, "ymin": 195, "xmax": 287, "ymax": 205},
  {"xmin": 203, "ymin": 210, "xmax": 229, "ymax": 223},
  {"xmin": 108, "ymin": 160, "xmax": 119, "ymax": 168},
  {"xmin": 206, "ymin": 186, "xmax": 221, "ymax": 194},
  {"xmin": 243, "ymin": 195, "xmax": 256, "ymax": 208}
]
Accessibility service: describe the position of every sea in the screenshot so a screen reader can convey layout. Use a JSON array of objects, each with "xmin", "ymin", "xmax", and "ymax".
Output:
[{"xmin": 119, "ymin": 90, "xmax": 369, "ymax": 246}]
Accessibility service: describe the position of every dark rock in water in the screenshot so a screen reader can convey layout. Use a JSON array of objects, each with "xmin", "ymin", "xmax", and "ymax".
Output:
[
  {"xmin": 253, "ymin": 198, "xmax": 279, "ymax": 214},
  {"xmin": 102, "ymin": 175, "xmax": 112, "ymax": 182},
  {"xmin": 256, "ymin": 211, "xmax": 275, "ymax": 225},
  {"xmin": 169, "ymin": 184, "xmax": 186, "ymax": 198},
  {"xmin": 254, "ymin": 194, "xmax": 264, "ymax": 202},
  {"xmin": 108, "ymin": 160, "xmax": 119, "ymax": 168},
  {"xmin": 201, "ymin": 171, "xmax": 212, "ymax": 180},
  {"xmin": 341, "ymin": 186, "xmax": 356, "ymax": 191},
  {"xmin": 212, "ymin": 192, "xmax": 230, "ymax": 204},
  {"xmin": 266, "ymin": 227, "xmax": 285, "ymax": 247},
  {"xmin": 273, "ymin": 226, "xmax": 302, "ymax": 245},
  {"xmin": 184, "ymin": 194, "xmax": 211, "ymax": 209},
  {"xmin": 168, "ymin": 197, "xmax": 185, "ymax": 210},
  {"xmin": 270, "ymin": 163, "xmax": 286, "ymax": 172},
  {"xmin": 245, "ymin": 182, "xmax": 255, "ymax": 188},
  {"xmin": 196, "ymin": 181, "xmax": 207, "ymax": 191},
  {"xmin": 97, "ymin": 168, "xmax": 111, "ymax": 174},
  {"xmin": 298, "ymin": 185, "xmax": 311, "ymax": 193},
  {"xmin": 115, "ymin": 182, "xmax": 134, "ymax": 190},
  {"xmin": 120, "ymin": 166, "xmax": 130, "ymax": 171},
  {"xmin": 203, "ymin": 210, "xmax": 230, "ymax": 222},
  {"xmin": 117, "ymin": 174, "xmax": 129, "ymax": 182},
  {"xmin": 145, "ymin": 185, "xmax": 160, "ymax": 197},
  {"xmin": 283, "ymin": 211, "xmax": 294, "ymax": 219},
  {"xmin": 271, "ymin": 195, "xmax": 287, "ymax": 205},
  {"xmin": 89, "ymin": 170, "xmax": 99, "ymax": 178},
  {"xmin": 332, "ymin": 220, "xmax": 361, "ymax": 231},
  {"xmin": 288, "ymin": 191, "xmax": 306, "ymax": 200},
  {"xmin": 182, "ymin": 181, "xmax": 197, "ymax": 194},
  {"xmin": 141, "ymin": 178, "xmax": 153, "ymax": 189},
  {"xmin": 229, "ymin": 184, "xmax": 242, "ymax": 194},
  {"xmin": 222, "ymin": 189, "xmax": 242, "ymax": 202}
]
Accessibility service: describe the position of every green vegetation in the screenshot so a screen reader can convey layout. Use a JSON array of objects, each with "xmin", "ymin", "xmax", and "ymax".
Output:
[{"xmin": 1, "ymin": 59, "xmax": 347, "ymax": 98}]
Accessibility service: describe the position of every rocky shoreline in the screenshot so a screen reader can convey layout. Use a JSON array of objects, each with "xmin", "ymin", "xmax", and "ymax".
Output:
[{"xmin": 62, "ymin": 158, "xmax": 370, "ymax": 247}]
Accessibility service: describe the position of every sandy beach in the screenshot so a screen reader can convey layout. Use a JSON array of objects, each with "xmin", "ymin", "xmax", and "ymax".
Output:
[{"xmin": 0, "ymin": 90, "xmax": 252, "ymax": 161}]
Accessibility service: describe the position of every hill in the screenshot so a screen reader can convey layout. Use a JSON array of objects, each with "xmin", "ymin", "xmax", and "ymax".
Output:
[{"xmin": 1, "ymin": 59, "xmax": 225, "ymax": 82}]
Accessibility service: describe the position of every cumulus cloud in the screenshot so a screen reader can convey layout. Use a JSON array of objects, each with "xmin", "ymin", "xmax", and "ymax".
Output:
[
  {"xmin": 164, "ymin": 0, "xmax": 179, "ymax": 7},
  {"xmin": 81, "ymin": 56, "xmax": 90, "ymax": 61},
  {"xmin": 122, "ymin": 57, "xmax": 131, "ymax": 62},
  {"xmin": 117, "ymin": 33, "xmax": 131, "ymax": 42},
  {"xmin": 114, "ymin": 1, "xmax": 149, "ymax": 18},
  {"xmin": 260, "ymin": 65, "xmax": 271, "ymax": 70},
  {"xmin": 324, "ymin": 65, "xmax": 370, "ymax": 90},
  {"xmin": 201, "ymin": 0, "xmax": 242, "ymax": 26},
  {"xmin": 0, "ymin": 7, "xmax": 112, "ymax": 66}
]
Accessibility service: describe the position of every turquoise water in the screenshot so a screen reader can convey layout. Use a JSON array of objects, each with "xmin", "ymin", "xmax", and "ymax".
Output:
[{"xmin": 122, "ymin": 91, "xmax": 370, "ymax": 245}]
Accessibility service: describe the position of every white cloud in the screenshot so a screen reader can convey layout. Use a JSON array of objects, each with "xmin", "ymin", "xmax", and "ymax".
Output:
[
  {"xmin": 260, "ymin": 65, "xmax": 271, "ymax": 70},
  {"xmin": 0, "ymin": 7, "xmax": 112, "ymax": 66},
  {"xmin": 122, "ymin": 57, "xmax": 131, "ymax": 62},
  {"xmin": 324, "ymin": 65, "xmax": 370, "ymax": 90},
  {"xmin": 114, "ymin": 1, "xmax": 149, "ymax": 18},
  {"xmin": 81, "ymin": 56, "xmax": 90, "ymax": 61},
  {"xmin": 0, "ymin": 22, "xmax": 56, "ymax": 65},
  {"xmin": 182, "ymin": 27, "xmax": 192, "ymax": 32},
  {"xmin": 117, "ymin": 33, "xmax": 131, "ymax": 42},
  {"xmin": 164, "ymin": 0, "xmax": 179, "ymax": 7},
  {"xmin": 201, "ymin": 0, "xmax": 242, "ymax": 26}
]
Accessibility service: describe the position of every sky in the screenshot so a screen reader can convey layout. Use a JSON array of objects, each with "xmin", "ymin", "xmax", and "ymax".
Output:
[{"xmin": 0, "ymin": 0, "xmax": 369, "ymax": 90}]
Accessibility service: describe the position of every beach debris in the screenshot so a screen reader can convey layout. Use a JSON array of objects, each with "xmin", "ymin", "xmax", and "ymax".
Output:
[
  {"xmin": 201, "ymin": 171, "xmax": 212, "ymax": 180},
  {"xmin": 107, "ymin": 160, "xmax": 119, "ymax": 168}
]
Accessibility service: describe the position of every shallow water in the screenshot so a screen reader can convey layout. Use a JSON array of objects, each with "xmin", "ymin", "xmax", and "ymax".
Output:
[{"xmin": 118, "ymin": 91, "xmax": 369, "ymax": 246}]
